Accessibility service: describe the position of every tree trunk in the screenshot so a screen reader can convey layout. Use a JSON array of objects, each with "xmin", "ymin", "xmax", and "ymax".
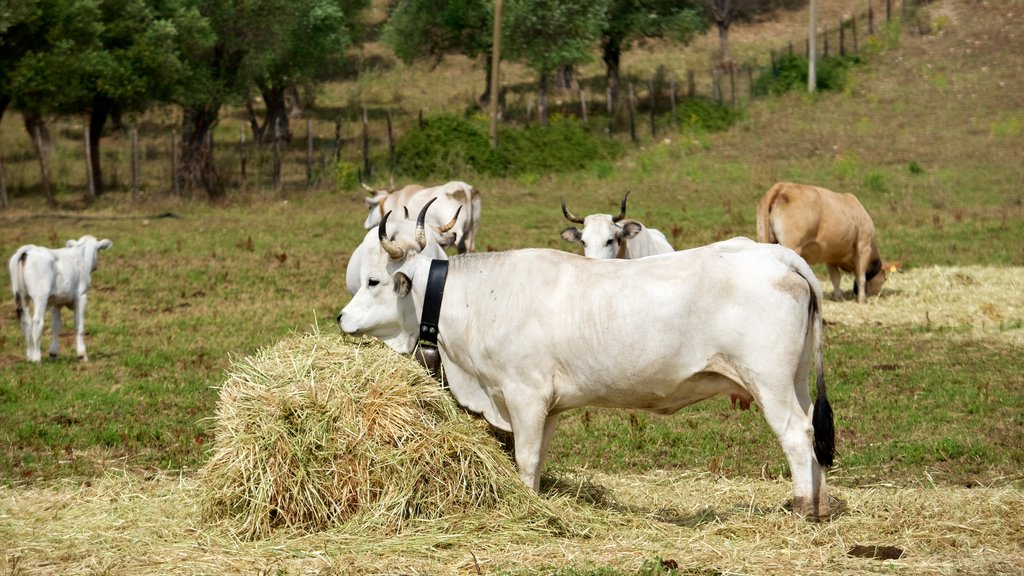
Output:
[
  {"xmin": 258, "ymin": 84, "xmax": 292, "ymax": 144},
  {"xmin": 88, "ymin": 96, "xmax": 113, "ymax": 196},
  {"xmin": 181, "ymin": 104, "xmax": 225, "ymax": 202},
  {"xmin": 718, "ymin": 22, "xmax": 733, "ymax": 65},
  {"xmin": 602, "ymin": 35, "xmax": 622, "ymax": 113}
]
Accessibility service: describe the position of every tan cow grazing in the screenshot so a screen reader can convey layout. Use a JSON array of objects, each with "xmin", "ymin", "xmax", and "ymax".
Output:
[{"xmin": 757, "ymin": 182, "xmax": 886, "ymax": 303}]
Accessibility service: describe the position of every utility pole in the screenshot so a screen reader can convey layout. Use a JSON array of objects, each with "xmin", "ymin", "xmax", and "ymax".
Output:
[
  {"xmin": 808, "ymin": 0, "xmax": 817, "ymax": 92},
  {"xmin": 489, "ymin": 0, "xmax": 503, "ymax": 148}
]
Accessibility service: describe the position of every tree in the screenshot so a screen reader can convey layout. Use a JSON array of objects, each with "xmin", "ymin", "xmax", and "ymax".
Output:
[
  {"xmin": 246, "ymin": 0, "xmax": 368, "ymax": 144},
  {"xmin": 503, "ymin": 0, "xmax": 609, "ymax": 125},
  {"xmin": 381, "ymin": 0, "xmax": 495, "ymax": 106},
  {"xmin": 176, "ymin": 0, "xmax": 365, "ymax": 200},
  {"xmin": 701, "ymin": 0, "xmax": 805, "ymax": 66},
  {"xmin": 601, "ymin": 0, "xmax": 706, "ymax": 112}
]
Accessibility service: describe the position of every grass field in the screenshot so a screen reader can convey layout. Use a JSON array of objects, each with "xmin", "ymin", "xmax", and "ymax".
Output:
[{"xmin": 1, "ymin": 0, "xmax": 1023, "ymax": 573}]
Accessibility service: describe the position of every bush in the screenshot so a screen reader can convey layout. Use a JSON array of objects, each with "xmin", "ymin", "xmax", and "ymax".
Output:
[
  {"xmin": 394, "ymin": 114, "xmax": 623, "ymax": 180},
  {"xmin": 752, "ymin": 53, "xmax": 863, "ymax": 97},
  {"xmin": 671, "ymin": 97, "xmax": 744, "ymax": 132}
]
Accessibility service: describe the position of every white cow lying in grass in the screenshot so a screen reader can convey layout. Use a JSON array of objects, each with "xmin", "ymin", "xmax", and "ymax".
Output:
[{"xmin": 8, "ymin": 235, "xmax": 113, "ymax": 362}]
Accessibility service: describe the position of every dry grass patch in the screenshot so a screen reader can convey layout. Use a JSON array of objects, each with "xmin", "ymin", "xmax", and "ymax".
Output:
[
  {"xmin": 2, "ymin": 469, "xmax": 1022, "ymax": 575},
  {"xmin": 822, "ymin": 266, "xmax": 1024, "ymax": 345}
]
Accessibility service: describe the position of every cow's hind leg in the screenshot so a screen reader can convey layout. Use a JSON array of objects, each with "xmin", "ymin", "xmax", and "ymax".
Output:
[
  {"xmin": 27, "ymin": 299, "xmax": 47, "ymax": 362},
  {"xmin": 49, "ymin": 306, "xmax": 62, "ymax": 358},
  {"xmin": 74, "ymin": 294, "xmax": 88, "ymax": 360},
  {"xmin": 757, "ymin": 378, "xmax": 830, "ymax": 520},
  {"xmin": 826, "ymin": 264, "xmax": 844, "ymax": 301}
]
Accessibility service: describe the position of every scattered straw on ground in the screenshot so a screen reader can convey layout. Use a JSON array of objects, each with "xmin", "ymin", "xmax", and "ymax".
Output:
[
  {"xmin": 822, "ymin": 266, "xmax": 1024, "ymax": 346},
  {"xmin": 2, "ymin": 468, "xmax": 1022, "ymax": 575}
]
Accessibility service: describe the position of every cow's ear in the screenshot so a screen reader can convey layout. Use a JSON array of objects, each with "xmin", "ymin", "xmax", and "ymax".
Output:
[
  {"xmin": 394, "ymin": 272, "xmax": 412, "ymax": 297},
  {"xmin": 99, "ymin": 239, "xmax": 113, "ymax": 250},
  {"xmin": 363, "ymin": 196, "xmax": 380, "ymax": 208},
  {"xmin": 436, "ymin": 232, "xmax": 456, "ymax": 248},
  {"xmin": 621, "ymin": 221, "xmax": 643, "ymax": 239},
  {"xmin": 66, "ymin": 239, "xmax": 78, "ymax": 247},
  {"xmin": 561, "ymin": 227, "xmax": 581, "ymax": 243}
]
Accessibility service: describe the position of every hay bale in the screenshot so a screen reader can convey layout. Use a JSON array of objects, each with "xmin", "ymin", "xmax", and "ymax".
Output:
[{"xmin": 199, "ymin": 331, "xmax": 553, "ymax": 540}]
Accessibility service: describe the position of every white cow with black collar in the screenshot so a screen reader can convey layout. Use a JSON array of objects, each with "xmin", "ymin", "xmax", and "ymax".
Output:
[
  {"xmin": 8, "ymin": 235, "xmax": 113, "ymax": 362},
  {"xmin": 339, "ymin": 206, "xmax": 836, "ymax": 520}
]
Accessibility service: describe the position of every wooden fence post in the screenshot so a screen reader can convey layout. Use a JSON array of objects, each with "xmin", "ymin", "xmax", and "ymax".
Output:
[
  {"xmin": 853, "ymin": 13, "xmax": 859, "ymax": 51},
  {"xmin": 628, "ymin": 83, "xmax": 637, "ymax": 145},
  {"xmin": 273, "ymin": 117, "xmax": 282, "ymax": 194},
  {"xmin": 606, "ymin": 85, "xmax": 614, "ymax": 136},
  {"xmin": 647, "ymin": 77, "xmax": 656, "ymax": 138},
  {"xmin": 712, "ymin": 67, "xmax": 722, "ymax": 102},
  {"xmin": 747, "ymin": 65, "xmax": 755, "ymax": 98},
  {"xmin": 131, "ymin": 126, "xmax": 140, "ymax": 201},
  {"xmin": 886, "ymin": 0, "xmax": 891, "ymax": 22},
  {"xmin": 840, "ymin": 18, "xmax": 846, "ymax": 56},
  {"xmin": 362, "ymin": 107, "xmax": 370, "ymax": 181},
  {"xmin": 824, "ymin": 25, "xmax": 830, "ymax": 58},
  {"xmin": 579, "ymin": 88, "xmax": 588, "ymax": 125},
  {"xmin": 686, "ymin": 69, "xmax": 696, "ymax": 98},
  {"xmin": 333, "ymin": 118, "xmax": 342, "ymax": 162},
  {"xmin": 0, "ymin": 153, "xmax": 8, "ymax": 209},
  {"xmin": 729, "ymin": 66, "xmax": 737, "ymax": 105},
  {"xmin": 33, "ymin": 125, "xmax": 55, "ymax": 207},
  {"xmin": 171, "ymin": 129, "xmax": 179, "ymax": 197},
  {"xmin": 669, "ymin": 79, "xmax": 677, "ymax": 116},
  {"xmin": 239, "ymin": 124, "xmax": 247, "ymax": 186},
  {"xmin": 869, "ymin": 2, "xmax": 875, "ymax": 35},
  {"xmin": 84, "ymin": 125, "xmax": 96, "ymax": 202},
  {"xmin": 386, "ymin": 111, "xmax": 395, "ymax": 173},
  {"xmin": 306, "ymin": 118, "xmax": 314, "ymax": 187}
]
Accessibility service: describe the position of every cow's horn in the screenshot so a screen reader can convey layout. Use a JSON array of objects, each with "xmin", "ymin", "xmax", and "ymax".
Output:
[
  {"xmin": 437, "ymin": 205, "xmax": 462, "ymax": 233},
  {"xmin": 612, "ymin": 191, "xmax": 631, "ymax": 222},
  {"xmin": 378, "ymin": 210, "xmax": 405, "ymax": 260},
  {"xmin": 359, "ymin": 171, "xmax": 375, "ymax": 193},
  {"xmin": 561, "ymin": 197, "xmax": 585, "ymax": 224},
  {"xmin": 415, "ymin": 197, "xmax": 439, "ymax": 250}
]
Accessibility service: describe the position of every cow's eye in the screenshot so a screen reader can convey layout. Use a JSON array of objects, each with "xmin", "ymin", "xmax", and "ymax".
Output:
[
  {"xmin": 580, "ymin": 241, "xmax": 587, "ymax": 247},
  {"xmin": 605, "ymin": 239, "xmax": 614, "ymax": 246},
  {"xmin": 367, "ymin": 278, "xmax": 380, "ymax": 288}
]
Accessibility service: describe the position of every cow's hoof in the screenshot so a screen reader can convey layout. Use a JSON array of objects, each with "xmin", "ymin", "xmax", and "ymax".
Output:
[
  {"xmin": 78, "ymin": 354, "xmax": 88, "ymax": 362},
  {"xmin": 49, "ymin": 352, "xmax": 58, "ymax": 358}
]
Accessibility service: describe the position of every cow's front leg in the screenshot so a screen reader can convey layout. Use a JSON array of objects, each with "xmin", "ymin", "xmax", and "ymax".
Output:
[
  {"xmin": 826, "ymin": 264, "xmax": 844, "ymax": 301},
  {"xmin": 49, "ymin": 306, "xmax": 62, "ymax": 358},
  {"xmin": 74, "ymin": 294, "xmax": 88, "ymax": 360},
  {"xmin": 509, "ymin": 399, "xmax": 552, "ymax": 492}
]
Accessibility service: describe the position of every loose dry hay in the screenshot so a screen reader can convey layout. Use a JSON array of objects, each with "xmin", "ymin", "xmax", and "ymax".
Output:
[
  {"xmin": 3, "ymin": 469, "xmax": 1023, "ymax": 575},
  {"xmin": 823, "ymin": 266, "xmax": 1024, "ymax": 345},
  {"xmin": 197, "ymin": 331, "xmax": 566, "ymax": 540}
]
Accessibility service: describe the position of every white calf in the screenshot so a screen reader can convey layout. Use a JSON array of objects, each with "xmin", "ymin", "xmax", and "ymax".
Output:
[{"xmin": 8, "ymin": 235, "xmax": 113, "ymax": 362}]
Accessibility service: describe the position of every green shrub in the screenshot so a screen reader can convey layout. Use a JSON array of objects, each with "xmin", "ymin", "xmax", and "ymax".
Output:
[
  {"xmin": 394, "ymin": 114, "xmax": 624, "ymax": 180},
  {"xmin": 752, "ymin": 53, "xmax": 863, "ymax": 97},
  {"xmin": 671, "ymin": 97, "xmax": 744, "ymax": 132}
]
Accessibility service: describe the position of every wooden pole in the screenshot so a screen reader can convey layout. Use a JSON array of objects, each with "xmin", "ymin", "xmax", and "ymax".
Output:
[
  {"xmin": 669, "ymin": 79, "xmax": 677, "ymax": 116},
  {"xmin": 386, "ymin": 111, "xmax": 395, "ymax": 173},
  {"xmin": 729, "ymin": 66, "xmax": 737, "ymax": 105},
  {"xmin": 852, "ymin": 13, "xmax": 859, "ymax": 51},
  {"xmin": 84, "ymin": 125, "xmax": 96, "ymax": 202},
  {"xmin": 808, "ymin": 0, "xmax": 817, "ymax": 93},
  {"xmin": 579, "ymin": 88, "xmax": 588, "ymax": 125},
  {"xmin": 647, "ymin": 77, "xmax": 656, "ymax": 138},
  {"xmin": 628, "ymin": 83, "xmax": 637, "ymax": 145},
  {"xmin": 239, "ymin": 124, "xmax": 247, "ymax": 185},
  {"xmin": 171, "ymin": 128, "xmax": 180, "ymax": 197},
  {"xmin": 869, "ymin": 2, "xmax": 875, "ymax": 35},
  {"xmin": 33, "ymin": 124, "xmax": 55, "ymax": 207},
  {"xmin": 686, "ymin": 69, "xmax": 696, "ymax": 98},
  {"xmin": 130, "ymin": 126, "xmax": 139, "ymax": 201},
  {"xmin": 840, "ymin": 17, "xmax": 846, "ymax": 56},
  {"xmin": 606, "ymin": 85, "xmax": 614, "ymax": 135},
  {"xmin": 0, "ymin": 152, "xmax": 8, "ymax": 209},
  {"xmin": 361, "ymin": 107, "xmax": 370, "ymax": 181},
  {"xmin": 333, "ymin": 118, "xmax": 342, "ymax": 162},
  {"xmin": 306, "ymin": 117, "xmax": 314, "ymax": 187},
  {"xmin": 273, "ymin": 117, "xmax": 282, "ymax": 194},
  {"xmin": 489, "ymin": 0, "xmax": 503, "ymax": 148}
]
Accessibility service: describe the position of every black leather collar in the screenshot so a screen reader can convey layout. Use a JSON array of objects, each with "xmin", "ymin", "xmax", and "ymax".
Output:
[{"xmin": 419, "ymin": 259, "xmax": 449, "ymax": 346}]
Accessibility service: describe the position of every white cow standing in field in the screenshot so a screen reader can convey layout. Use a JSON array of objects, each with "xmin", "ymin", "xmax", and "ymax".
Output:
[
  {"xmin": 363, "ymin": 180, "xmax": 482, "ymax": 254},
  {"xmin": 560, "ymin": 192, "xmax": 674, "ymax": 259},
  {"xmin": 8, "ymin": 235, "xmax": 113, "ymax": 362},
  {"xmin": 339, "ymin": 206, "xmax": 836, "ymax": 520}
]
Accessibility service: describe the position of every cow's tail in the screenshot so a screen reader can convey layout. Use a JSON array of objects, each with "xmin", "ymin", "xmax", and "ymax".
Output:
[
  {"xmin": 9, "ymin": 248, "xmax": 29, "ymax": 321},
  {"xmin": 786, "ymin": 249, "xmax": 834, "ymax": 468},
  {"xmin": 756, "ymin": 183, "xmax": 784, "ymax": 244}
]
